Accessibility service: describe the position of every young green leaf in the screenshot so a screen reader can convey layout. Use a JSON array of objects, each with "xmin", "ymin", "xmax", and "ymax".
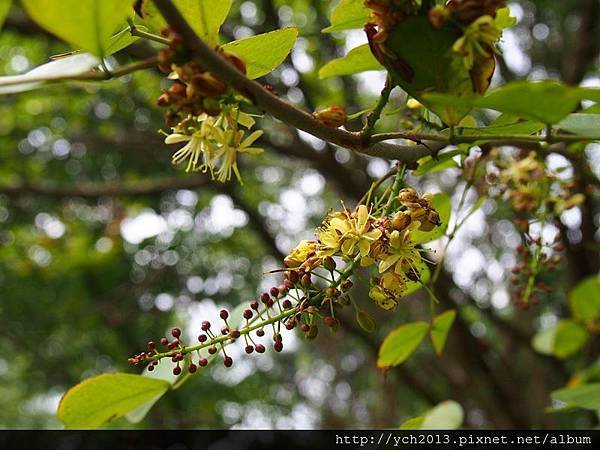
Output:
[
  {"xmin": 551, "ymin": 383, "xmax": 600, "ymax": 411},
  {"xmin": 552, "ymin": 320, "xmax": 589, "ymax": 359},
  {"xmin": 414, "ymin": 150, "xmax": 463, "ymax": 176},
  {"xmin": 402, "ymin": 261, "xmax": 431, "ymax": 298},
  {"xmin": 58, "ymin": 373, "xmax": 170, "ymax": 429},
  {"xmin": 411, "ymin": 192, "xmax": 451, "ymax": 244},
  {"xmin": 0, "ymin": 0, "xmax": 11, "ymax": 29},
  {"xmin": 420, "ymin": 400, "xmax": 464, "ymax": 429},
  {"xmin": 430, "ymin": 309, "xmax": 456, "ymax": 355},
  {"xmin": 356, "ymin": 309, "xmax": 377, "ymax": 333},
  {"xmin": 137, "ymin": 0, "xmax": 232, "ymax": 46},
  {"xmin": 322, "ymin": 0, "xmax": 370, "ymax": 33},
  {"xmin": 105, "ymin": 26, "xmax": 147, "ymax": 56},
  {"xmin": 21, "ymin": 0, "xmax": 132, "ymax": 56},
  {"xmin": 221, "ymin": 28, "xmax": 299, "ymax": 80},
  {"xmin": 319, "ymin": 44, "xmax": 383, "ymax": 79},
  {"xmin": 474, "ymin": 81, "xmax": 582, "ymax": 124},
  {"xmin": 399, "ymin": 416, "xmax": 425, "ymax": 429},
  {"xmin": 569, "ymin": 275, "xmax": 600, "ymax": 322},
  {"xmin": 377, "ymin": 321, "xmax": 430, "ymax": 368}
]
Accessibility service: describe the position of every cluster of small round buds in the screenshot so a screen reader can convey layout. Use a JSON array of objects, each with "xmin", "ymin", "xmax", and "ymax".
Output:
[
  {"xmin": 219, "ymin": 309, "xmax": 229, "ymax": 320},
  {"xmin": 198, "ymin": 334, "xmax": 207, "ymax": 343},
  {"xmin": 260, "ymin": 292, "xmax": 270, "ymax": 303},
  {"xmin": 243, "ymin": 309, "xmax": 253, "ymax": 320},
  {"xmin": 201, "ymin": 321, "xmax": 211, "ymax": 331}
]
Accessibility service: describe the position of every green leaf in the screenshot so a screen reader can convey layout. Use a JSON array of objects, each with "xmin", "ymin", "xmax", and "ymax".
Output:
[
  {"xmin": 569, "ymin": 275, "xmax": 600, "ymax": 322},
  {"xmin": 58, "ymin": 373, "xmax": 170, "ymax": 429},
  {"xmin": 377, "ymin": 321, "xmax": 429, "ymax": 368},
  {"xmin": 431, "ymin": 310, "xmax": 456, "ymax": 355},
  {"xmin": 399, "ymin": 416, "xmax": 424, "ymax": 429},
  {"xmin": 553, "ymin": 320, "xmax": 589, "ymax": 359},
  {"xmin": 0, "ymin": 53, "xmax": 100, "ymax": 95},
  {"xmin": 420, "ymin": 400, "xmax": 464, "ymax": 430},
  {"xmin": 552, "ymin": 383, "xmax": 600, "ymax": 411},
  {"xmin": 21, "ymin": 0, "xmax": 132, "ymax": 56},
  {"xmin": 221, "ymin": 28, "xmax": 298, "ymax": 80},
  {"xmin": 453, "ymin": 120, "xmax": 546, "ymax": 137},
  {"xmin": 403, "ymin": 260, "xmax": 431, "ymax": 297},
  {"xmin": 412, "ymin": 192, "xmax": 451, "ymax": 244},
  {"xmin": 322, "ymin": 0, "xmax": 370, "ymax": 33},
  {"xmin": 583, "ymin": 103, "xmax": 600, "ymax": 114},
  {"xmin": 138, "ymin": 0, "xmax": 231, "ymax": 46},
  {"xmin": 474, "ymin": 81, "xmax": 582, "ymax": 124},
  {"xmin": 557, "ymin": 114, "xmax": 600, "ymax": 137},
  {"xmin": 414, "ymin": 150, "xmax": 463, "ymax": 176},
  {"xmin": 319, "ymin": 44, "xmax": 383, "ymax": 79},
  {"xmin": 384, "ymin": 16, "xmax": 474, "ymax": 125},
  {"xmin": 0, "ymin": 0, "xmax": 11, "ymax": 29}
]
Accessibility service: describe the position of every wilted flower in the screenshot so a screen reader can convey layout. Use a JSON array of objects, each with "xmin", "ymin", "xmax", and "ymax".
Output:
[{"xmin": 452, "ymin": 15, "xmax": 501, "ymax": 69}]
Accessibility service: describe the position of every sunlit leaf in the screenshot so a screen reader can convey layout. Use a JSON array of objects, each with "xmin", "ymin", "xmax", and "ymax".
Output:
[
  {"xmin": 420, "ymin": 400, "xmax": 464, "ymax": 429},
  {"xmin": 58, "ymin": 373, "xmax": 170, "ymax": 429},
  {"xmin": 552, "ymin": 383, "xmax": 600, "ymax": 411},
  {"xmin": 0, "ymin": 53, "xmax": 100, "ymax": 95},
  {"xmin": 414, "ymin": 150, "xmax": 463, "ymax": 176},
  {"xmin": 430, "ymin": 309, "xmax": 456, "ymax": 355},
  {"xmin": 377, "ymin": 321, "xmax": 429, "ymax": 368},
  {"xmin": 221, "ymin": 28, "xmax": 298, "ymax": 79},
  {"xmin": 138, "ymin": 0, "xmax": 232, "ymax": 46},
  {"xmin": 322, "ymin": 0, "xmax": 370, "ymax": 33},
  {"xmin": 105, "ymin": 26, "xmax": 147, "ymax": 56},
  {"xmin": 553, "ymin": 320, "xmax": 589, "ymax": 359},
  {"xmin": 21, "ymin": 0, "xmax": 131, "ymax": 56},
  {"xmin": 319, "ymin": 44, "xmax": 383, "ymax": 79}
]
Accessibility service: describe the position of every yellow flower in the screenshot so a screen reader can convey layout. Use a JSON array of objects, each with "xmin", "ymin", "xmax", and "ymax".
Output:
[
  {"xmin": 215, "ymin": 129, "xmax": 264, "ymax": 183},
  {"xmin": 369, "ymin": 284, "xmax": 398, "ymax": 311},
  {"xmin": 166, "ymin": 115, "xmax": 219, "ymax": 173},
  {"xmin": 453, "ymin": 15, "xmax": 501, "ymax": 69},
  {"xmin": 284, "ymin": 240, "xmax": 318, "ymax": 268},
  {"xmin": 334, "ymin": 205, "xmax": 382, "ymax": 257},
  {"xmin": 378, "ymin": 227, "xmax": 422, "ymax": 276}
]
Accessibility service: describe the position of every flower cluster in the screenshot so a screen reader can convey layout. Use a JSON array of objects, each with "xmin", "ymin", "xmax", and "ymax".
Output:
[
  {"xmin": 495, "ymin": 151, "xmax": 584, "ymax": 216},
  {"xmin": 130, "ymin": 185, "xmax": 441, "ymax": 373},
  {"xmin": 286, "ymin": 188, "xmax": 441, "ymax": 311},
  {"xmin": 156, "ymin": 29, "xmax": 263, "ymax": 183}
]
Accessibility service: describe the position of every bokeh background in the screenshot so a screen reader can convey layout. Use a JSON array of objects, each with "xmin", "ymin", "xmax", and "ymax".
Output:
[{"xmin": 0, "ymin": 0, "xmax": 599, "ymax": 428}]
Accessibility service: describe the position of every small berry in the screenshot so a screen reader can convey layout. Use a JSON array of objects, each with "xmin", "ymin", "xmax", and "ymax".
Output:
[
  {"xmin": 208, "ymin": 346, "xmax": 217, "ymax": 355},
  {"xmin": 243, "ymin": 309, "xmax": 253, "ymax": 320},
  {"xmin": 221, "ymin": 326, "xmax": 229, "ymax": 335},
  {"xmin": 160, "ymin": 337, "xmax": 169, "ymax": 346},
  {"xmin": 260, "ymin": 292, "xmax": 270, "ymax": 303},
  {"xmin": 147, "ymin": 365, "xmax": 155, "ymax": 372},
  {"xmin": 167, "ymin": 342, "xmax": 175, "ymax": 350},
  {"xmin": 273, "ymin": 333, "xmax": 283, "ymax": 342},
  {"xmin": 256, "ymin": 329, "xmax": 265, "ymax": 337},
  {"xmin": 223, "ymin": 356, "xmax": 233, "ymax": 367},
  {"xmin": 171, "ymin": 327, "xmax": 181, "ymax": 338},
  {"xmin": 219, "ymin": 309, "xmax": 229, "ymax": 320},
  {"xmin": 171, "ymin": 355, "xmax": 178, "ymax": 362},
  {"xmin": 171, "ymin": 338, "xmax": 180, "ymax": 346},
  {"xmin": 250, "ymin": 301, "xmax": 259, "ymax": 310},
  {"xmin": 198, "ymin": 334, "xmax": 207, "ymax": 343},
  {"xmin": 245, "ymin": 345, "xmax": 254, "ymax": 354},
  {"xmin": 230, "ymin": 329, "xmax": 241, "ymax": 339},
  {"xmin": 267, "ymin": 299, "xmax": 274, "ymax": 308},
  {"xmin": 274, "ymin": 341, "xmax": 283, "ymax": 352},
  {"xmin": 255, "ymin": 344, "xmax": 266, "ymax": 353},
  {"xmin": 285, "ymin": 320, "xmax": 296, "ymax": 330},
  {"xmin": 282, "ymin": 299, "xmax": 292, "ymax": 309},
  {"xmin": 147, "ymin": 341, "xmax": 156, "ymax": 350},
  {"xmin": 173, "ymin": 366, "xmax": 182, "ymax": 376},
  {"xmin": 201, "ymin": 321, "xmax": 211, "ymax": 331},
  {"xmin": 188, "ymin": 363, "xmax": 197, "ymax": 374},
  {"xmin": 198, "ymin": 358, "xmax": 208, "ymax": 367},
  {"xmin": 270, "ymin": 287, "xmax": 280, "ymax": 297}
]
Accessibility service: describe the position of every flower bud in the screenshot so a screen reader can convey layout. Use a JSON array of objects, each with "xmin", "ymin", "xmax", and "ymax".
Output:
[{"xmin": 312, "ymin": 105, "xmax": 347, "ymax": 128}]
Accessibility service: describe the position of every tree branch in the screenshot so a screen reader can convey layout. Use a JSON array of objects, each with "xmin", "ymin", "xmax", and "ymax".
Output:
[{"xmin": 151, "ymin": 0, "xmax": 438, "ymax": 163}]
